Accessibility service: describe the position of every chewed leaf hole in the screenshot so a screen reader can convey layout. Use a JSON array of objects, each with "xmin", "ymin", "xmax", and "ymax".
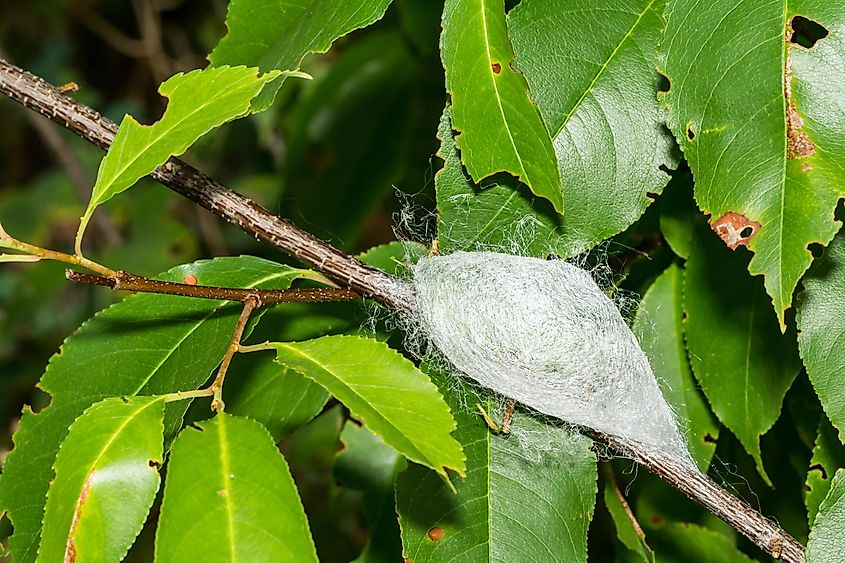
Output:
[
  {"xmin": 657, "ymin": 71, "xmax": 670, "ymax": 93},
  {"xmin": 809, "ymin": 463, "xmax": 828, "ymax": 480},
  {"xmin": 791, "ymin": 16, "xmax": 829, "ymax": 48},
  {"xmin": 809, "ymin": 242, "xmax": 824, "ymax": 258},
  {"xmin": 686, "ymin": 124, "xmax": 695, "ymax": 141}
]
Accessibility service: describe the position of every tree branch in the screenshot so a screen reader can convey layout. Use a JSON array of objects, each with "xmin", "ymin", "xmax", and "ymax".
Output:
[{"xmin": 0, "ymin": 57, "xmax": 804, "ymax": 562}]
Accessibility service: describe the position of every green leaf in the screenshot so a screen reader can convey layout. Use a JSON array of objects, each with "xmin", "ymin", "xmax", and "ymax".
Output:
[
  {"xmin": 334, "ymin": 421, "xmax": 405, "ymax": 563},
  {"xmin": 434, "ymin": 107, "xmax": 564, "ymax": 255},
  {"xmin": 797, "ymin": 232, "xmax": 845, "ymax": 442},
  {"xmin": 807, "ymin": 469, "xmax": 845, "ymax": 562},
  {"xmin": 77, "ymin": 66, "xmax": 281, "ymax": 249},
  {"xmin": 259, "ymin": 335, "xmax": 464, "ymax": 478},
  {"xmin": 155, "ymin": 413, "xmax": 317, "ymax": 562},
  {"xmin": 634, "ymin": 263, "xmax": 719, "ymax": 471},
  {"xmin": 684, "ymin": 224, "xmax": 801, "ymax": 483},
  {"xmin": 658, "ymin": 167, "xmax": 697, "ymax": 261},
  {"xmin": 648, "ymin": 523, "xmax": 754, "ymax": 563},
  {"xmin": 357, "ymin": 241, "xmax": 428, "ymax": 275},
  {"xmin": 208, "ymin": 0, "xmax": 393, "ymax": 110},
  {"xmin": 660, "ymin": 1, "xmax": 845, "ymax": 325},
  {"xmin": 440, "ymin": 0, "xmax": 562, "ymax": 214},
  {"xmin": 806, "ymin": 416, "xmax": 845, "ymax": 523},
  {"xmin": 38, "ymin": 396, "xmax": 164, "ymax": 563},
  {"xmin": 0, "ymin": 256, "xmax": 306, "ymax": 563},
  {"xmin": 396, "ymin": 372, "xmax": 597, "ymax": 563},
  {"xmin": 508, "ymin": 0, "xmax": 676, "ymax": 254},
  {"xmin": 603, "ymin": 472, "xmax": 654, "ymax": 562}
]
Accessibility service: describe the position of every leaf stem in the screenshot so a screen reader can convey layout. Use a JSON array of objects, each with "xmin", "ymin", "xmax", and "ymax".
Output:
[
  {"xmin": 0, "ymin": 223, "xmax": 116, "ymax": 276},
  {"xmin": 210, "ymin": 295, "xmax": 260, "ymax": 413}
]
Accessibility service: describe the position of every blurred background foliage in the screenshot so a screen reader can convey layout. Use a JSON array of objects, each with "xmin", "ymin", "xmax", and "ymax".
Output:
[{"xmin": 0, "ymin": 1, "xmax": 823, "ymax": 561}]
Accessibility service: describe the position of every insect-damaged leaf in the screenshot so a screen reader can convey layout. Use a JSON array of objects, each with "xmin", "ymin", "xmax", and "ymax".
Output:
[
  {"xmin": 39, "ymin": 397, "xmax": 165, "ymax": 563},
  {"xmin": 155, "ymin": 413, "xmax": 317, "ymax": 562},
  {"xmin": 797, "ymin": 232, "xmax": 845, "ymax": 444},
  {"xmin": 208, "ymin": 0, "xmax": 392, "ymax": 110},
  {"xmin": 807, "ymin": 469, "xmax": 845, "ymax": 562},
  {"xmin": 0, "ymin": 256, "xmax": 307, "ymax": 563},
  {"xmin": 440, "ymin": 0, "xmax": 563, "ymax": 214},
  {"xmin": 634, "ymin": 263, "xmax": 718, "ymax": 472},
  {"xmin": 396, "ymin": 370, "xmax": 597, "ymax": 563},
  {"xmin": 259, "ymin": 335, "xmax": 465, "ymax": 479},
  {"xmin": 684, "ymin": 224, "xmax": 801, "ymax": 483},
  {"xmin": 509, "ymin": 0, "xmax": 677, "ymax": 256},
  {"xmin": 805, "ymin": 416, "xmax": 845, "ymax": 523},
  {"xmin": 76, "ymin": 66, "xmax": 281, "ymax": 250},
  {"xmin": 660, "ymin": 1, "xmax": 845, "ymax": 327}
]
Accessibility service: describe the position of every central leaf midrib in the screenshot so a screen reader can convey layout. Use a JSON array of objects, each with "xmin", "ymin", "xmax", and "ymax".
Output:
[
  {"xmin": 275, "ymin": 342, "xmax": 436, "ymax": 467},
  {"xmin": 479, "ymin": 0, "xmax": 530, "ymax": 184},
  {"xmin": 552, "ymin": 0, "xmax": 657, "ymax": 139}
]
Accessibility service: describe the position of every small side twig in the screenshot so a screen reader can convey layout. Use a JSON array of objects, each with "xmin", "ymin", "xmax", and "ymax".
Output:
[
  {"xmin": 65, "ymin": 270, "xmax": 360, "ymax": 304},
  {"xmin": 210, "ymin": 295, "xmax": 260, "ymax": 412}
]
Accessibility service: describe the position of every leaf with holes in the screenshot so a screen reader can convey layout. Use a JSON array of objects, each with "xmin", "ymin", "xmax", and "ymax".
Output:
[
  {"xmin": 797, "ymin": 231, "xmax": 845, "ymax": 444},
  {"xmin": 807, "ymin": 469, "xmax": 845, "ymax": 561},
  {"xmin": 508, "ymin": 0, "xmax": 677, "ymax": 255},
  {"xmin": 208, "ymin": 0, "xmax": 392, "ymax": 110},
  {"xmin": 440, "ymin": 0, "xmax": 562, "ymax": 214},
  {"xmin": 259, "ymin": 335, "xmax": 464, "ymax": 479},
  {"xmin": 660, "ymin": 1, "xmax": 845, "ymax": 326},
  {"xmin": 634, "ymin": 263, "xmax": 718, "ymax": 472},
  {"xmin": 434, "ymin": 108, "xmax": 565, "ymax": 255},
  {"xmin": 396, "ymin": 370, "xmax": 597, "ymax": 563},
  {"xmin": 684, "ymin": 224, "xmax": 801, "ymax": 483},
  {"xmin": 0, "ymin": 256, "xmax": 307, "ymax": 563},
  {"xmin": 805, "ymin": 416, "xmax": 845, "ymax": 523},
  {"xmin": 76, "ymin": 66, "xmax": 281, "ymax": 249},
  {"xmin": 155, "ymin": 413, "xmax": 317, "ymax": 561},
  {"xmin": 38, "ymin": 397, "xmax": 164, "ymax": 563}
]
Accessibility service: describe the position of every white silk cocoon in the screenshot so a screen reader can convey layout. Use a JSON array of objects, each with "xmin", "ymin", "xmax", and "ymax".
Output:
[{"xmin": 412, "ymin": 251, "xmax": 692, "ymax": 465}]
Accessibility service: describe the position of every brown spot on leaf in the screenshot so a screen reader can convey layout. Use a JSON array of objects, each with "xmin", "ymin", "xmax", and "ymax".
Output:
[
  {"xmin": 427, "ymin": 526, "xmax": 445, "ymax": 542},
  {"xmin": 802, "ymin": 162, "xmax": 813, "ymax": 172},
  {"xmin": 491, "ymin": 62, "xmax": 501, "ymax": 74},
  {"xmin": 217, "ymin": 489, "xmax": 228, "ymax": 497},
  {"xmin": 784, "ymin": 22, "xmax": 816, "ymax": 159},
  {"xmin": 711, "ymin": 212, "xmax": 761, "ymax": 250},
  {"xmin": 65, "ymin": 474, "xmax": 94, "ymax": 562}
]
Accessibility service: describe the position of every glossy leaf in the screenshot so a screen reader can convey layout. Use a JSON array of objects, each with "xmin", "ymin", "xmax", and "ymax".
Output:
[
  {"xmin": 155, "ymin": 413, "xmax": 317, "ymax": 562},
  {"xmin": 440, "ymin": 0, "xmax": 562, "ymax": 214},
  {"xmin": 797, "ymin": 232, "xmax": 845, "ymax": 442},
  {"xmin": 38, "ymin": 397, "xmax": 164, "ymax": 562},
  {"xmin": 658, "ymin": 167, "xmax": 697, "ymax": 260},
  {"xmin": 509, "ymin": 0, "xmax": 676, "ymax": 255},
  {"xmin": 0, "ymin": 256, "xmax": 306, "ymax": 562},
  {"xmin": 261, "ymin": 335, "xmax": 464, "ymax": 478},
  {"xmin": 634, "ymin": 263, "xmax": 718, "ymax": 471},
  {"xmin": 660, "ymin": 1, "xmax": 845, "ymax": 325},
  {"xmin": 396, "ymin": 372, "xmax": 597, "ymax": 563},
  {"xmin": 77, "ymin": 66, "xmax": 281, "ymax": 247},
  {"xmin": 807, "ymin": 469, "xmax": 845, "ymax": 562},
  {"xmin": 806, "ymin": 416, "xmax": 845, "ymax": 523},
  {"xmin": 208, "ymin": 0, "xmax": 392, "ymax": 110},
  {"xmin": 685, "ymin": 225, "xmax": 801, "ymax": 482}
]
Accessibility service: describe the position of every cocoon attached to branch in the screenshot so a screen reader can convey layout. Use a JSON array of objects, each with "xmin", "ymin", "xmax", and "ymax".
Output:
[{"xmin": 412, "ymin": 251, "xmax": 693, "ymax": 466}]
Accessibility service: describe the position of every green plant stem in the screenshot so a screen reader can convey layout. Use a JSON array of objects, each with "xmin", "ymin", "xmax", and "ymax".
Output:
[{"xmin": 0, "ymin": 224, "xmax": 116, "ymax": 277}]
